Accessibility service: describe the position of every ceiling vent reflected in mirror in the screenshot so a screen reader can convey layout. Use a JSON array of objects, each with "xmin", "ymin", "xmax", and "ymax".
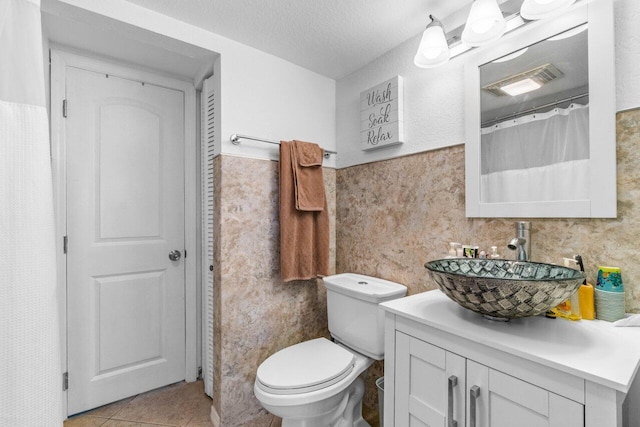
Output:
[{"xmin": 481, "ymin": 63, "xmax": 564, "ymax": 96}]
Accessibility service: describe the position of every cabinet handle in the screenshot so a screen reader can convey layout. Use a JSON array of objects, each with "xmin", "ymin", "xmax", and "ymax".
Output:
[
  {"xmin": 448, "ymin": 375, "xmax": 458, "ymax": 427},
  {"xmin": 470, "ymin": 385, "xmax": 481, "ymax": 427}
]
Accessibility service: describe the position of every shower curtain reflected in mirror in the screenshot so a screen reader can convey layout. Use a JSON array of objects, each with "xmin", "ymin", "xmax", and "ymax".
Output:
[{"xmin": 480, "ymin": 103, "xmax": 589, "ymax": 203}]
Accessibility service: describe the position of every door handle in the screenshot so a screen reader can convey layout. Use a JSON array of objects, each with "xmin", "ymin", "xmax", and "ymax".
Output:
[
  {"xmin": 470, "ymin": 385, "xmax": 481, "ymax": 427},
  {"xmin": 448, "ymin": 375, "xmax": 458, "ymax": 427},
  {"xmin": 169, "ymin": 250, "xmax": 182, "ymax": 261}
]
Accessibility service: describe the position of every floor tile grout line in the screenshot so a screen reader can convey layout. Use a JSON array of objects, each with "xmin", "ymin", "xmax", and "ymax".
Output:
[
  {"xmin": 109, "ymin": 392, "xmax": 143, "ymax": 420},
  {"xmin": 65, "ymin": 381, "xmax": 213, "ymax": 427},
  {"xmin": 108, "ymin": 417, "xmax": 178, "ymax": 427},
  {"xmin": 122, "ymin": 423, "xmax": 175, "ymax": 427}
]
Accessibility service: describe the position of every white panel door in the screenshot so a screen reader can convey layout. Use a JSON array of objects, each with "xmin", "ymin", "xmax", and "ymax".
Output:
[{"xmin": 66, "ymin": 67, "xmax": 186, "ymax": 415}]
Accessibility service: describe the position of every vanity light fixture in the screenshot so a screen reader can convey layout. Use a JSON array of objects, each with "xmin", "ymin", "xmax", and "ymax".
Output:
[
  {"xmin": 412, "ymin": 0, "xmax": 577, "ymax": 70},
  {"xmin": 414, "ymin": 15, "xmax": 450, "ymax": 68},
  {"xmin": 461, "ymin": 0, "xmax": 507, "ymax": 47},
  {"xmin": 434, "ymin": 10, "xmax": 523, "ymax": 61},
  {"xmin": 520, "ymin": 0, "xmax": 576, "ymax": 20}
]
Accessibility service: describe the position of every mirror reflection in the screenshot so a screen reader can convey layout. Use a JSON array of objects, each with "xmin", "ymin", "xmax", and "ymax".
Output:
[{"xmin": 479, "ymin": 25, "xmax": 589, "ymax": 204}]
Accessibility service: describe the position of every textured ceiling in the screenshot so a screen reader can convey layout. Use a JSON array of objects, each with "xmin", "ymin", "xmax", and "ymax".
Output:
[{"xmin": 123, "ymin": 0, "xmax": 470, "ymax": 80}]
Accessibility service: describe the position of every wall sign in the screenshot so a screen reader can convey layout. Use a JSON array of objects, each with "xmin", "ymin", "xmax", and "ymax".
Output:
[{"xmin": 360, "ymin": 76, "xmax": 404, "ymax": 151}]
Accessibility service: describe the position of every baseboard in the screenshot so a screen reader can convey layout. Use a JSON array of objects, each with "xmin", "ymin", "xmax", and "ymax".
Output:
[{"xmin": 210, "ymin": 405, "xmax": 221, "ymax": 427}]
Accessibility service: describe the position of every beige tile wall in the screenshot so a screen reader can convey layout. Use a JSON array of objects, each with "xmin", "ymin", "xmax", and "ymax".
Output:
[
  {"xmin": 336, "ymin": 108, "xmax": 640, "ymax": 410},
  {"xmin": 210, "ymin": 108, "xmax": 639, "ymax": 424},
  {"xmin": 337, "ymin": 108, "xmax": 640, "ymax": 308},
  {"xmin": 212, "ymin": 155, "xmax": 335, "ymax": 426}
]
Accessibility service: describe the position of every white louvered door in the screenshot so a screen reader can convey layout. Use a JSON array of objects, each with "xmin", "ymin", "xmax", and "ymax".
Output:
[{"xmin": 201, "ymin": 74, "xmax": 217, "ymax": 397}]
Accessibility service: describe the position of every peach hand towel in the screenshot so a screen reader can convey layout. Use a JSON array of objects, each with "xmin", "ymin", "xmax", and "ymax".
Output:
[
  {"xmin": 291, "ymin": 140, "xmax": 326, "ymax": 211},
  {"xmin": 280, "ymin": 140, "xmax": 330, "ymax": 282}
]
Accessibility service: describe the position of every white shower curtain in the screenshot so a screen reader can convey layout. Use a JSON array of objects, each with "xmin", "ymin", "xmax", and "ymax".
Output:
[
  {"xmin": 0, "ymin": 0, "xmax": 63, "ymax": 425},
  {"xmin": 480, "ymin": 103, "xmax": 589, "ymax": 203}
]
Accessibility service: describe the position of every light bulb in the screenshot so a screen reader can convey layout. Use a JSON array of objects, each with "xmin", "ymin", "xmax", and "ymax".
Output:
[
  {"xmin": 521, "ymin": 0, "xmax": 576, "ymax": 20},
  {"xmin": 414, "ymin": 16, "xmax": 450, "ymax": 68},
  {"xmin": 461, "ymin": 0, "xmax": 506, "ymax": 47}
]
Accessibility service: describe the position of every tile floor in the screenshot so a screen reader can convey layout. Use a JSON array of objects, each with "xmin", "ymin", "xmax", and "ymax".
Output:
[
  {"xmin": 64, "ymin": 380, "xmax": 380, "ymax": 427},
  {"xmin": 362, "ymin": 404, "xmax": 380, "ymax": 426},
  {"xmin": 247, "ymin": 404, "xmax": 378, "ymax": 427},
  {"xmin": 64, "ymin": 381, "xmax": 213, "ymax": 427}
]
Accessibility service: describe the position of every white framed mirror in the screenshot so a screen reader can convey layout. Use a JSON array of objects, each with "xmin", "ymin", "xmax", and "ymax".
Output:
[{"xmin": 465, "ymin": 0, "xmax": 616, "ymax": 218}]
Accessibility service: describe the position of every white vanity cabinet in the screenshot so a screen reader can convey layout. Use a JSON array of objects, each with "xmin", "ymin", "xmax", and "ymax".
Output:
[
  {"xmin": 395, "ymin": 331, "xmax": 582, "ymax": 427},
  {"xmin": 465, "ymin": 359, "xmax": 583, "ymax": 427},
  {"xmin": 382, "ymin": 291, "xmax": 640, "ymax": 427},
  {"xmin": 395, "ymin": 332, "xmax": 466, "ymax": 426}
]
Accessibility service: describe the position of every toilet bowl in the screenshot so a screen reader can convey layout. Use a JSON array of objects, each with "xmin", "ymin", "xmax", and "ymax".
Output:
[
  {"xmin": 254, "ymin": 338, "xmax": 372, "ymax": 426},
  {"xmin": 254, "ymin": 273, "xmax": 407, "ymax": 427}
]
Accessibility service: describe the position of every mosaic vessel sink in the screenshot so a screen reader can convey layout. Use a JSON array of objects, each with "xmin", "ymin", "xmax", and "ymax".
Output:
[{"xmin": 425, "ymin": 258, "xmax": 586, "ymax": 320}]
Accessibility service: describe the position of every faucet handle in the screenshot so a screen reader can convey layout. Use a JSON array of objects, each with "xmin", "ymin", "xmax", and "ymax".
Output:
[{"xmin": 508, "ymin": 237, "xmax": 526, "ymax": 250}]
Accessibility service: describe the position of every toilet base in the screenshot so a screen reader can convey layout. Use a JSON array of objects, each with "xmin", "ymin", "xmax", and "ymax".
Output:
[{"xmin": 277, "ymin": 376, "xmax": 369, "ymax": 427}]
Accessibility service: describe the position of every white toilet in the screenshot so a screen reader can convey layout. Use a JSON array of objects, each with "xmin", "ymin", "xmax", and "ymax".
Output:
[{"xmin": 254, "ymin": 273, "xmax": 407, "ymax": 426}]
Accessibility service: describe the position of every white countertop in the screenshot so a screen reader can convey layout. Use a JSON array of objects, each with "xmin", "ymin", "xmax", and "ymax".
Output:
[{"xmin": 381, "ymin": 290, "xmax": 640, "ymax": 393}]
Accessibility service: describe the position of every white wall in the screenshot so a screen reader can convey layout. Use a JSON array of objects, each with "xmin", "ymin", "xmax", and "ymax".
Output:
[
  {"xmin": 336, "ymin": 0, "xmax": 640, "ymax": 169},
  {"xmin": 336, "ymin": 37, "xmax": 466, "ymax": 169},
  {"xmin": 219, "ymin": 41, "xmax": 336, "ymax": 166},
  {"xmin": 44, "ymin": 0, "xmax": 638, "ymax": 171},
  {"xmin": 613, "ymin": 0, "xmax": 640, "ymax": 112},
  {"xmin": 48, "ymin": 0, "xmax": 337, "ymax": 167}
]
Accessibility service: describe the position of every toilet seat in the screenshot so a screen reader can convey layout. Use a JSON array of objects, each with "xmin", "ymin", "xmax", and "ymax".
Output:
[{"xmin": 256, "ymin": 338, "xmax": 355, "ymax": 395}]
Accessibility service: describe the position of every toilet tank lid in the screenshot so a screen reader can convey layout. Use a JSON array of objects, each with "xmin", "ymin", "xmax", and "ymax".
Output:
[{"xmin": 322, "ymin": 273, "xmax": 407, "ymax": 303}]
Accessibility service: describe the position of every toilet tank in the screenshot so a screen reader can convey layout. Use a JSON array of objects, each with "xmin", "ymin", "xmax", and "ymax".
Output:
[{"xmin": 323, "ymin": 273, "xmax": 407, "ymax": 360}]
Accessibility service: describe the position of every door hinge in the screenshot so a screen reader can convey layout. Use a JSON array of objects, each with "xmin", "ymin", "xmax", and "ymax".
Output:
[
  {"xmin": 62, "ymin": 372, "xmax": 68, "ymax": 391},
  {"xmin": 63, "ymin": 235, "xmax": 68, "ymax": 254},
  {"xmin": 184, "ymin": 249, "xmax": 187, "ymax": 259},
  {"xmin": 62, "ymin": 99, "xmax": 67, "ymax": 118}
]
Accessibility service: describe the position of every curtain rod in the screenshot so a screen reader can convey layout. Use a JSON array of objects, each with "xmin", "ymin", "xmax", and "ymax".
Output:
[
  {"xmin": 230, "ymin": 134, "xmax": 336, "ymax": 159},
  {"xmin": 482, "ymin": 92, "xmax": 589, "ymax": 128}
]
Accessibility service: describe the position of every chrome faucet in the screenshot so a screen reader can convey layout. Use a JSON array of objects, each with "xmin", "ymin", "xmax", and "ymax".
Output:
[{"xmin": 508, "ymin": 221, "xmax": 531, "ymax": 261}]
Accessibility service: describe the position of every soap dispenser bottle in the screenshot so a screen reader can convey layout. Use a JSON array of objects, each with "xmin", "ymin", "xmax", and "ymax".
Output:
[
  {"xmin": 446, "ymin": 242, "xmax": 461, "ymax": 258},
  {"xmin": 555, "ymin": 258, "xmax": 582, "ymax": 321},
  {"xmin": 575, "ymin": 255, "xmax": 595, "ymax": 320},
  {"xmin": 489, "ymin": 246, "xmax": 501, "ymax": 259}
]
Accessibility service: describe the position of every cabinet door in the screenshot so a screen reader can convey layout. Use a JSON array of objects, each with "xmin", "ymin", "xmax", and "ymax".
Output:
[
  {"xmin": 396, "ymin": 332, "xmax": 466, "ymax": 427},
  {"xmin": 466, "ymin": 361, "xmax": 584, "ymax": 427}
]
